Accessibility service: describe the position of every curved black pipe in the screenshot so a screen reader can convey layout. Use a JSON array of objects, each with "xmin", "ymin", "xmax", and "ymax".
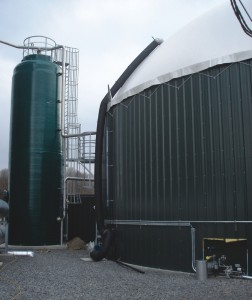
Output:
[
  {"xmin": 92, "ymin": 38, "xmax": 163, "ymax": 261},
  {"xmin": 90, "ymin": 228, "xmax": 114, "ymax": 261}
]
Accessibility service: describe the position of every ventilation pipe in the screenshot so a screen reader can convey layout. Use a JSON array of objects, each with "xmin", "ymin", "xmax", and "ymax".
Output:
[{"xmin": 90, "ymin": 38, "xmax": 163, "ymax": 261}]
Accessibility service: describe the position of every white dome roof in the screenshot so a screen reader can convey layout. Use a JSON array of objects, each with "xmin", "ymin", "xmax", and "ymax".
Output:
[{"xmin": 109, "ymin": 0, "xmax": 252, "ymax": 110}]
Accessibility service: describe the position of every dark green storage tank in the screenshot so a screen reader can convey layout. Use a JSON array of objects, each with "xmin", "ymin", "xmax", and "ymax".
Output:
[{"xmin": 9, "ymin": 54, "xmax": 62, "ymax": 245}]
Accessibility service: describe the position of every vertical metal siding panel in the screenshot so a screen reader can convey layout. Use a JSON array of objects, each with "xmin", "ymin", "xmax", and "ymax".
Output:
[
  {"xmin": 104, "ymin": 116, "xmax": 110, "ymax": 220},
  {"xmin": 138, "ymin": 95, "xmax": 143, "ymax": 219},
  {"xmin": 117, "ymin": 106, "xmax": 123, "ymax": 219},
  {"xmin": 166, "ymin": 83, "xmax": 173, "ymax": 220},
  {"xmin": 145, "ymin": 92, "xmax": 152, "ymax": 220},
  {"xmin": 206, "ymin": 69, "xmax": 218, "ymax": 221},
  {"xmin": 199, "ymin": 74, "xmax": 207, "ymax": 220},
  {"xmin": 181, "ymin": 77, "xmax": 189, "ymax": 220},
  {"xmin": 175, "ymin": 81, "xmax": 180, "ymax": 220},
  {"xmin": 170, "ymin": 82, "xmax": 178, "ymax": 219},
  {"xmin": 131, "ymin": 98, "xmax": 136, "ymax": 219},
  {"xmin": 103, "ymin": 117, "xmax": 108, "ymax": 219},
  {"xmin": 154, "ymin": 87, "xmax": 164, "ymax": 220},
  {"xmin": 124, "ymin": 102, "xmax": 129, "ymax": 220},
  {"xmin": 134, "ymin": 96, "xmax": 141, "ymax": 220},
  {"xmin": 107, "ymin": 114, "xmax": 112, "ymax": 217},
  {"xmin": 116, "ymin": 105, "xmax": 122, "ymax": 219},
  {"xmin": 213, "ymin": 72, "xmax": 226, "ymax": 220},
  {"xmin": 110, "ymin": 113, "xmax": 115, "ymax": 219},
  {"xmin": 143, "ymin": 96, "xmax": 148, "ymax": 220},
  {"xmin": 117, "ymin": 106, "xmax": 123, "ymax": 218},
  {"xmin": 130, "ymin": 98, "xmax": 135, "ymax": 219},
  {"xmin": 230, "ymin": 63, "xmax": 248, "ymax": 220},
  {"xmin": 207, "ymin": 74, "xmax": 216, "ymax": 220},
  {"xmin": 220, "ymin": 67, "xmax": 236, "ymax": 220},
  {"xmin": 192, "ymin": 74, "xmax": 204, "ymax": 219},
  {"xmin": 206, "ymin": 75, "xmax": 214, "ymax": 220},
  {"xmin": 115, "ymin": 107, "xmax": 121, "ymax": 219},
  {"xmin": 240, "ymin": 61, "xmax": 252, "ymax": 220},
  {"xmin": 116, "ymin": 107, "xmax": 120, "ymax": 217},
  {"xmin": 139, "ymin": 95, "xmax": 145, "ymax": 220},
  {"xmin": 177, "ymin": 77, "xmax": 187, "ymax": 220},
  {"xmin": 192, "ymin": 75, "xmax": 199, "ymax": 218},
  {"xmin": 115, "ymin": 108, "xmax": 121, "ymax": 218},
  {"xmin": 122, "ymin": 105, "xmax": 129, "ymax": 219},
  {"xmin": 150, "ymin": 88, "xmax": 158, "ymax": 220},
  {"xmin": 162, "ymin": 84, "xmax": 171, "ymax": 220},
  {"xmin": 214, "ymin": 71, "xmax": 227, "ymax": 220},
  {"xmin": 149, "ymin": 88, "xmax": 155, "ymax": 220},
  {"xmin": 229, "ymin": 64, "xmax": 242, "ymax": 220},
  {"xmin": 123, "ymin": 101, "xmax": 128, "ymax": 220},
  {"xmin": 185, "ymin": 77, "xmax": 197, "ymax": 219},
  {"xmin": 209, "ymin": 73, "xmax": 219, "ymax": 220},
  {"xmin": 134, "ymin": 95, "xmax": 141, "ymax": 220},
  {"xmin": 110, "ymin": 112, "xmax": 115, "ymax": 219},
  {"xmin": 160, "ymin": 86, "xmax": 167, "ymax": 220},
  {"xmin": 120, "ymin": 106, "xmax": 126, "ymax": 219},
  {"xmin": 157, "ymin": 87, "xmax": 164, "ymax": 219},
  {"xmin": 228, "ymin": 65, "xmax": 240, "ymax": 221},
  {"xmin": 151, "ymin": 89, "xmax": 157, "ymax": 220},
  {"xmin": 178, "ymin": 78, "xmax": 186, "ymax": 220},
  {"xmin": 201, "ymin": 73, "xmax": 215, "ymax": 220},
  {"xmin": 127, "ymin": 99, "xmax": 133, "ymax": 220},
  {"xmin": 110, "ymin": 109, "xmax": 115, "ymax": 217}
]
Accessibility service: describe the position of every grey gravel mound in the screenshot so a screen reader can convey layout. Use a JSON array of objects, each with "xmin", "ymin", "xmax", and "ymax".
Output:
[{"xmin": 0, "ymin": 249, "xmax": 252, "ymax": 300}]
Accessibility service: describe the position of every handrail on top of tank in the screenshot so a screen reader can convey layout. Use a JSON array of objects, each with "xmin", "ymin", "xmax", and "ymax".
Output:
[{"xmin": 0, "ymin": 39, "xmax": 63, "ymax": 51}]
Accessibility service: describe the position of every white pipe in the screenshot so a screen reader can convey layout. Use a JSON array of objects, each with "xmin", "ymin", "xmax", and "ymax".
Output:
[
  {"xmin": 191, "ymin": 227, "xmax": 196, "ymax": 272},
  {"xmin": 242, "ymin": 275, "xmax": 252, "ymax": 280},
  {"xmin": 8, "ymin": 251, "xmax": 34, "ymax": 257},
  {"xmin": 104, "ymin": 219, "xmax": 252, "ymax": 225},
  {"xmin": 60, "ymin": 46, "xmax": 66, "ymax": 245}
]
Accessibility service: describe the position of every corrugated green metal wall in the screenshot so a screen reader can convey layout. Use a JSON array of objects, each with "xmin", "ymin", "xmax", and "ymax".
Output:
[{"xmin": 104, "ymin": 59, "xmax": 252, "ymax": 273}]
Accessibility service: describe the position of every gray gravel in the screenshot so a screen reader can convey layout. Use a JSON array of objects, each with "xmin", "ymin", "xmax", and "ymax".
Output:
[{"xmin": 0, "ymin": 249, "xmax": 252, "ymax": 300}]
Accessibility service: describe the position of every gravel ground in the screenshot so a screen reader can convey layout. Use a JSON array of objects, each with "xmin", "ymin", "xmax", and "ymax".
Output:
[{"xmin": 0, "ymin": 248, "xmax": 252, "ymax": 300}]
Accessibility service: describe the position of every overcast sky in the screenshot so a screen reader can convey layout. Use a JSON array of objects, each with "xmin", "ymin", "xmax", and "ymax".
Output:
[{"xmin": 0, "ymin": 0, "xmax": 229, "ymax": 170}]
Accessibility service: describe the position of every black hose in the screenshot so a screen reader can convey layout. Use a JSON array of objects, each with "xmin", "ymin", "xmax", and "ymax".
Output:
[
  {"xmin": 92, "ymin": 38, "xmax": 163, "ymax": 261},
  {"xmin": 115, "ymin": 260, "xmax": 145, "ymax": 274},
  {"xmin": 230, "ymin": 0, "xmax": 252, "ymax": 37},
  {"xmin": 90, "ymin": 228, "xmax": 114, "ymax": 261}
]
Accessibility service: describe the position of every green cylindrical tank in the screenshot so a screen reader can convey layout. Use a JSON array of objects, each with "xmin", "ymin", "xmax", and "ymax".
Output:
[{"xmin": 9, "ymin": 54, "xmax": 62, "ymax": 245}]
